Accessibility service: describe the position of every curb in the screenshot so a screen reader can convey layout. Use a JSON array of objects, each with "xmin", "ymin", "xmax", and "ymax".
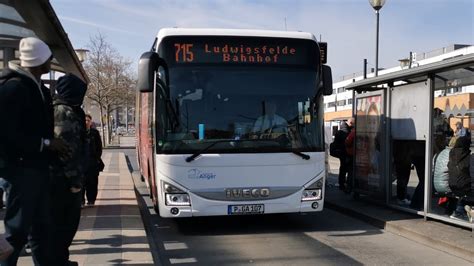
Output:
[
  {"xmin": 325, "ymin": 201, "xmax": 474, "ymax": 263},
  {"xmin": 124, "ymin": 155, "xmax": 165, "ymax": 266}
]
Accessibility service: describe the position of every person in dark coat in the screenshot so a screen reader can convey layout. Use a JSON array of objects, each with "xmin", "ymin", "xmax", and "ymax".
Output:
[
  {"xmin": 50, "ymin": 74, "xmax": 87, "ymax": 266},
  {"xmin": 83, "ymin": 114, "xmax": 103, "ymax": 206},
  {"xmin": 392, "ymin": 140, "xmax": 425, "ymax": 209},
  {"xmin": 447, "ymin": 133, "xmax": 471, "ymax": 220},
  {"xmin": 334, "ymin": 118, "xmax": 353, "ymax": 191},
  {"xmin": 0, "ymin": 37, "xmax": 68, "ymax": 265},
  {"xmin": 345, "ymin": 126, "xmax": 355, "ymax": 193}
]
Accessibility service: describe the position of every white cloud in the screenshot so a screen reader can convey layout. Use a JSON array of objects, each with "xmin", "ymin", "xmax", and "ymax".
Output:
[{"xmin": 59, "ymin": 15, "xmax": 141, "ymax": 35}]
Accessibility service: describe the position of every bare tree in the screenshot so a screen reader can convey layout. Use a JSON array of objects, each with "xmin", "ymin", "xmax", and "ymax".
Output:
[{"xmin": 84, "ymin": 33, "xmax": 135, "ymax": 145}]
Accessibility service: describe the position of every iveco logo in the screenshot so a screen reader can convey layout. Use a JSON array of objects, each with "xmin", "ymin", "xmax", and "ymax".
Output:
[{"xmin": 225, "ymin": 188, "xmax": 270, "ymax": 198}]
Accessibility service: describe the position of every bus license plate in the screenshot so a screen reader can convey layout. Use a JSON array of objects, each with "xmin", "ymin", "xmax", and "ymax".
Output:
[{"xmin": 228, "ymin": 204, "xmax": 264, "ymax": 215}]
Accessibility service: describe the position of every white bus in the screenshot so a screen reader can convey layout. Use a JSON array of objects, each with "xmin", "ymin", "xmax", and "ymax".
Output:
[{"xmin": 136, "ymin": 28, "xmax": 333, "ymax": 218}]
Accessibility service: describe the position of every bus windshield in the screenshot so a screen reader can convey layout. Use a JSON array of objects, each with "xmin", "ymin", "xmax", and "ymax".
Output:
[{"xmin": 155, "ymin": 66, "xmax": 324, "ymax": 154}]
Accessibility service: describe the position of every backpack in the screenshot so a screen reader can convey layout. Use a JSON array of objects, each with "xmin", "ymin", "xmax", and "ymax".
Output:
[
  {"xmin": 329, "ymin": 129, "xmax": 348, "ymax": 158},
  {"xmin": 433, "ymin": 147, "xmax": 451, "ymax": 194},
  {"xmin": 329, "ymin": 141, "xmax": 342, "ymax": 158}
]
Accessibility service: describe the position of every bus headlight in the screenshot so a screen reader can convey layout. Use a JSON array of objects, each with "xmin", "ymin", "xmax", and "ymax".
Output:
[
  {"xmin": 165, "ymin": 193, "xmax": 191, "ymax": 206},
  {"xmin": 162, "ymin": 181, "xmax": 191, "ymax": 206},
  {"xmin": 301, "ymin": 189, "xmax": 322, "ymax": 201}
]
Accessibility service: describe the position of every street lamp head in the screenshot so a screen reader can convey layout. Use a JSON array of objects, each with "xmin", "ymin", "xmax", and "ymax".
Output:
[
  {"xmin": 75, "ymin": 48, "xmax": 90, "ymax": 62},
  {"xmin": 398, "ymin": 58, "xmax": 410, "ymax": 68},
  {"xmin": 369, "ymin": 0, "xmax": 386, "ymax": 11}
]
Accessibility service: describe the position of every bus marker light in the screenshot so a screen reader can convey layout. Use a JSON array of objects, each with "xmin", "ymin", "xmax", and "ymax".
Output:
[
  {"xmin": 170, "ymin": 208, "xmax": 179, "ymax": 215},
  {"xmin": 301, "ymin": 189, "xmax": 322, "ymax": 201}
]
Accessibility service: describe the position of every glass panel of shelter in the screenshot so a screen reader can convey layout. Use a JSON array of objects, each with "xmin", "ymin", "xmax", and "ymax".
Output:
[
  {"xmin": 430, "ymin": 66, "xmax": 474, "ymax": 225},
  {"xmin": 388, "ymin": 81, "xmax": 430, "ymax": 212}
]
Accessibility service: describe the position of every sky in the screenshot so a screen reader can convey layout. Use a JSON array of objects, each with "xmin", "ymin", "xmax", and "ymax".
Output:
[{"xmin": 50, "ymin": 0, "xmax": 474, "ymax": 80}]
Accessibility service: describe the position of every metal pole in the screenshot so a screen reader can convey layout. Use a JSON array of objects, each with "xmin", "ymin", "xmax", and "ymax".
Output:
[
  {"xmin": 375, "ymin": 10, "xmax": 380, "ymax": 77},
  {"xmin": 125, "ymin": 106, "xmax": 129, "ymax": 131},
  {"xmin": 363, "ymin": 59, "xmax": 367, "ymax": 79},
  {"xmin": 424, "ymin": 76, "xmax": 434, "ymax": 220}
]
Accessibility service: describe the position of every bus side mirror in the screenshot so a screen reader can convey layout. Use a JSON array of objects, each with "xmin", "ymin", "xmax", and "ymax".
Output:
[
  {"xmin": 322, "ymin": 65, "xmax": 333, "ymax": 96},
  {"xmin": 137, "ymin": 52, "xmax": 169, "ymax": 93}
]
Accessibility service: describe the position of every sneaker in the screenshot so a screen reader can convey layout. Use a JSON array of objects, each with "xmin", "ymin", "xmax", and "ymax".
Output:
[
  {"xmin": 465, "ymin": 205, "xmax": 473, "ymax": 223},
  {"xmin": 68, "ymin": 261, "xmax": 79, "ymax": 266},
  {"xmin": 449, "ymin": 211, "xmax": 469, "ymax": 221},
  {"xmin": 397, "ymin": 198, "xmax": 411, "ymax": 206},
  {"xmin": 87, "ymin": 202, "xmax": 95, "ymax": 206}
]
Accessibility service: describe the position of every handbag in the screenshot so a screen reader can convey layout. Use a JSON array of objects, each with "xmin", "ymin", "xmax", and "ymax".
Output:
[{"xmin": 97, "ymin": 159, "xmax": 105, "ymax": 172}]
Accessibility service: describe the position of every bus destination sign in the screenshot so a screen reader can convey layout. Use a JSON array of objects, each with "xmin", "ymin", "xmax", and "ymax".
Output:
[{"xmin": 162, "ymin": 37, "xmax": 319, "ymax": 67}]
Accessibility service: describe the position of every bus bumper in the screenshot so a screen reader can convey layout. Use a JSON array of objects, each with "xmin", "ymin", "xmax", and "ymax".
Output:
[{"xmin": 158, "ymin": 190, "xmax": 324, "ymax": 218}]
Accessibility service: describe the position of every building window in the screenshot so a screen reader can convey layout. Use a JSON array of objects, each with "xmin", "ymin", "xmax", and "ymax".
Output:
[
  {"xmin": 332, "ymin": 89, "xmax": 337, "ymax": 94},
  {"xmin": 327, "ymin": 102, "xmax": 336, "ymax": 108},
  {"xmin": 452, "ymin": 87, "xmax": 462, "ymax": 93},
  {"xmin": 337, "ymin": 87, "xmax": 345, "ymax": 93},
  {"xmin": 337, "ymin": 100, "xmax": 346, "ymax": 106},
  {"xmin": 348, "ymin": 99, "xmax": 353, "ymax": 105}
]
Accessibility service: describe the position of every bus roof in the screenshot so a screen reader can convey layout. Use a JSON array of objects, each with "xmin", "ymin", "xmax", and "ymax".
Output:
[{"xmin": 156, "ymin": 28, "xmax": 318, "ymax": 45}]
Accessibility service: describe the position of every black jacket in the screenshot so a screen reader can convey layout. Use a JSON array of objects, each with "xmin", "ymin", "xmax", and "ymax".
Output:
[
  {"xmin": 334, "ymin": 122, "xmax": 351, "ymax": 158},
  {"xmin": 448, "ymin": 136, "xmax": 471, "ymax": 196},
  {"xmin": 86, "ymin": 127, "xmax": 103, "ymax": 174},
  {"xmin": 0, "ymin": 66, "xmax": 53, "ymax": 170}
]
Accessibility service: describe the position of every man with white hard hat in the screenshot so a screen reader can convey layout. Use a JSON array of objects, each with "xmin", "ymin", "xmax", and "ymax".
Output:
[{"xmin": 0, "ymin": 37, "xmax": 68, "ymax": 265}]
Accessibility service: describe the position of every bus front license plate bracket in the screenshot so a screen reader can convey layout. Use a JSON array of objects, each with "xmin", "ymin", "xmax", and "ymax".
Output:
[{"xmin": 228, "ymin": 204, "xmax": 265, "ymax": 215}]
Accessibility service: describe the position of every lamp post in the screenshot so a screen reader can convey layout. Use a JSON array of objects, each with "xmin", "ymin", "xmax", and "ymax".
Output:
[{"xmin": 369, "ymin": 0, "xmax": 386, "ymax": 77}]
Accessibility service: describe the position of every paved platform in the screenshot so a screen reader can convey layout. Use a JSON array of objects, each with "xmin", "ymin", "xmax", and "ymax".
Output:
[
  {"xmin": 1, "ymin": 152, "xmax": 154, "ymax": 265},
  {"xmin": 326, "ymin": 157, "xmax": 474, "ymax": 263}
]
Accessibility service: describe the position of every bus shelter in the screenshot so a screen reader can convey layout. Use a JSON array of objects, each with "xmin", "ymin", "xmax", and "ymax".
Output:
[
  {"xmin": 1, "ymin": 0, "xmax": 88, "ymax": 86},
  {"xmin": 345, "ymin": 54, "xmax": 474, "ymax": 229}
]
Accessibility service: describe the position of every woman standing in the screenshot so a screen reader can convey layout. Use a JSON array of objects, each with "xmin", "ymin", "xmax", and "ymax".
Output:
[{"xmin": 83, "ymin": 114, "xmax": 103, "ymax": 207}]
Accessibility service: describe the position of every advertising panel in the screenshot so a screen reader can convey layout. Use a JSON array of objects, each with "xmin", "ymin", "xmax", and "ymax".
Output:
[{"xmin": 354, "ymin": 94, "xmax": 384, "ymax": 197}]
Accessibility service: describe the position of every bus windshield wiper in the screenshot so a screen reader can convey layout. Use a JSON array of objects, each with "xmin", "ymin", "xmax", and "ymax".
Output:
[
  {"xmin": 185, "ymin": 140, "xmax": 234, "ymax": 162},
  {"xmin": 185, "ymin": 139, "xmax": 310, "ymax": 162},
  {"xmin": 292, "ymin": 151, "xmax": 310, "ymax": 160}
]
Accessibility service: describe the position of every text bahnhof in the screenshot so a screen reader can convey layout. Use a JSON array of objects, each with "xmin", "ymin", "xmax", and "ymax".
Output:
[{"xmin": 205, "ymin": 44, "xmax": 297, "ymax": 63}]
